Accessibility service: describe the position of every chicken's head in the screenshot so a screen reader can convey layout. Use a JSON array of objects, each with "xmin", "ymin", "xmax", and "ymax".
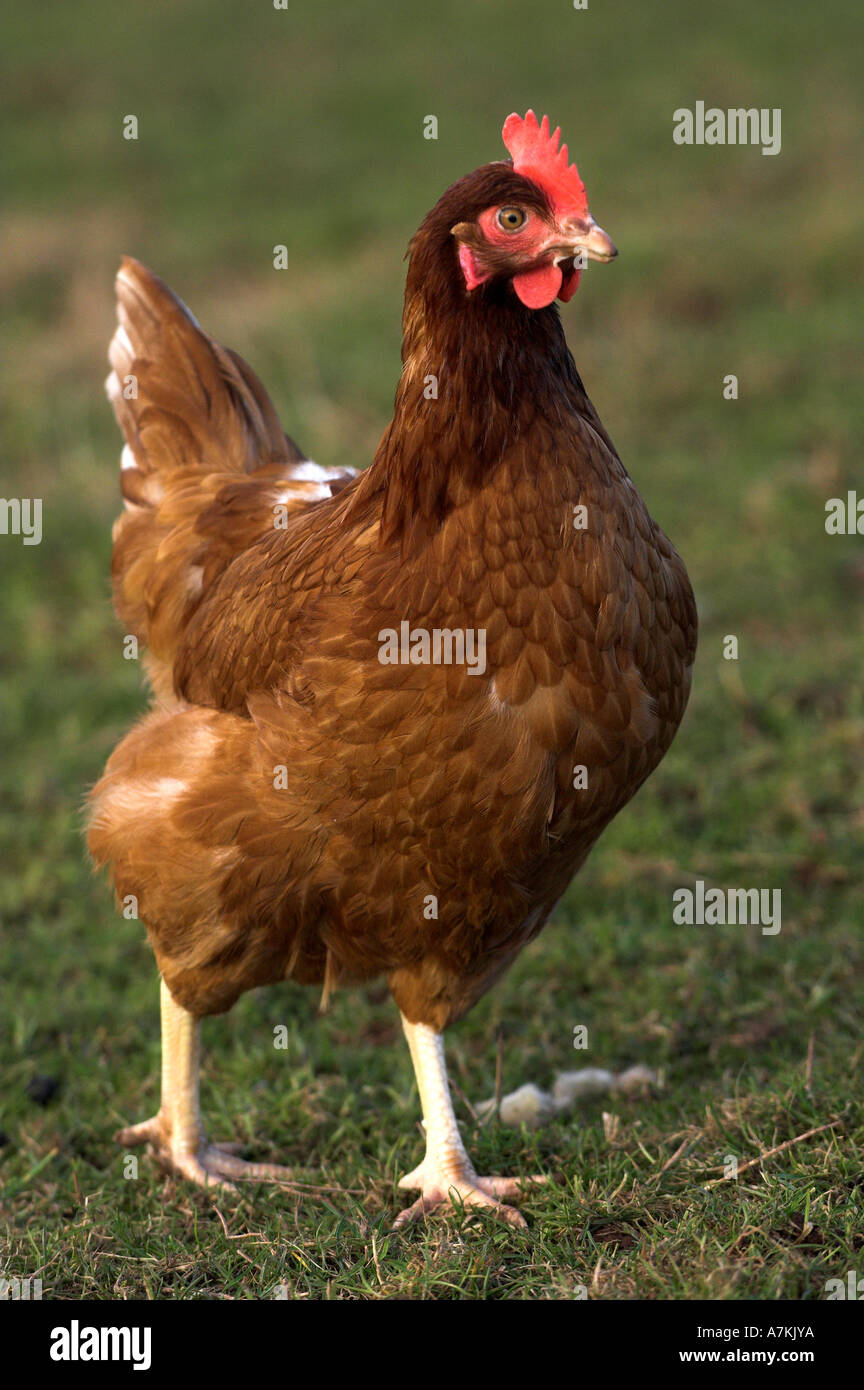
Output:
[{"xmin": 450, "ymin": 111, "xmax": 616, "ymax": 309}]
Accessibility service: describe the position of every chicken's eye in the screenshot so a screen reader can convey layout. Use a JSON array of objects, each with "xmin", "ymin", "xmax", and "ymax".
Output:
[{"xmin": 496, "ymin": 206, "xmax": 527, "ymax": 231}]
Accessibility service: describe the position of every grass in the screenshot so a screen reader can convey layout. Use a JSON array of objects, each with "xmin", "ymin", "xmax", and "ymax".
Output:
[{"xmin": 2, "ymin": 0, "xmax": 863, "ymax": 1299}]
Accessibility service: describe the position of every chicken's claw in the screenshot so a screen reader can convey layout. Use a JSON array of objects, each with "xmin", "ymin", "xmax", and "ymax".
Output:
[
  {"xmin": 393, "ymin": 1168, "xmax": 548, "ymax": 1230},
  {"xmin": 115, "ymin": 1113, "xmax": 294, "ymax": 1193}
]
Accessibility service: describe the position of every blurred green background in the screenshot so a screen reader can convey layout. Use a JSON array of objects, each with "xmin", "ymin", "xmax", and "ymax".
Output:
[{"xmin": 2, "ymin": 0, "xmax": 862, "ymax": 1299}]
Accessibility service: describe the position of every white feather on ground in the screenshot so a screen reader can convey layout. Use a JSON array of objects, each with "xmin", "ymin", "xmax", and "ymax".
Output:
[{"xmin": 477, "ymin": 1064, "xmax": 660, "ymax": 1128}]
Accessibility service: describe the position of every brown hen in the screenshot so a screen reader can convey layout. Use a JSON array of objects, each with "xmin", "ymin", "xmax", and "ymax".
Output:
[{"xmin": 88, "ymin": 111, "xmax": 696, "ymax": 1227}]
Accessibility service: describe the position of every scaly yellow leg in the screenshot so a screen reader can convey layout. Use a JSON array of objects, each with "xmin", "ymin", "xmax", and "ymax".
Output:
[
  {"xmin": 395, "ymin": 1015, "xmax": 546, "ymax": 1228},
  {"xmin": 116, "ymin": 978, "xmax": 293, "ymax": 1190}
]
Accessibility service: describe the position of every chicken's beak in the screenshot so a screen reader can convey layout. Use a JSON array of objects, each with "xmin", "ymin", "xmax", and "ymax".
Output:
[
  {"xmin": 572, "ymin": 216, "xmax": 619, "ymax": 262},
  {"xmin": 558, "ymin": 217, "xmax": 618, "ymax": 264}
]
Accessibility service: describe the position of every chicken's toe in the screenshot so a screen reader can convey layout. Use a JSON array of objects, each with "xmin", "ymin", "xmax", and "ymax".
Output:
[
  {"xmin": 473, "ymin": 1174, "xmax": 549, "ymax": 1201},
  {"xmin": 393, "ymin": 1169, "xmax": 547, "ymax": 1229},
  {"xmin": 150, "ymin": 1142, "xmax": 294, "ymax": 1191},
  {"xmin": 165, "ymin": 1149, "xmax": 239, "ymax": 1193},
  {"xmin": 115, "ymin": 1112, "xmax": 293, "ymax": 1191},
  {"xmin": 200, "ymin": 1147, "xmax": 294, "ymax": 1184},
  {"xmin": 114, "ymin": 1113, "xmax": 167, "ymax": 1148}
]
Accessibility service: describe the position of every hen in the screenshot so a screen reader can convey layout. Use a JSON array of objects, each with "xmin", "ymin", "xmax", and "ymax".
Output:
[{"xmin": 88, "ymin": 111, "xmax": 696, "ymax": 1228}]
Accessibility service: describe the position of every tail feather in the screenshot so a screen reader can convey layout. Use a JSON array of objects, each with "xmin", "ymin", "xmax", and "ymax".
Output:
[
  {"xmin": 107, "ymin": 256, "xmax": 306, "ymax": 506},
  {"xmin": 104, "ymin": 257, "xmax": 354, "ymax": 701}
]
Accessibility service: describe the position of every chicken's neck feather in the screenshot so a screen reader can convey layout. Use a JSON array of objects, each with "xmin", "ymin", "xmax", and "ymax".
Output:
[{"xmin": 380, "ymin": 276, "xmax": 592, "ymax": 548}]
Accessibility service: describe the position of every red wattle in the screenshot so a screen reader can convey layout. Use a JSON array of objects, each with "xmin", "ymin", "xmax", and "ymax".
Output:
[
  {"xmin": 557, "ymin": 267, "xmax": 582, "ymax": 302},
  {"xmin": 512, "ymin": 261, "xmax": 563, "ymax": 309}
]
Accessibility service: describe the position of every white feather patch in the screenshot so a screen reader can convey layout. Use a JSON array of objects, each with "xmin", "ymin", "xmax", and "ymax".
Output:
[
  {"xmin": 114, "ymin": 324, "xmax": 134, "ymax": 360},
  {"xmin": 274, "ymin": 484, "xmax": 329, "ymax": 505},
  {"xmin": 288, "ymin": 460, "xmax": 328, "ymax": 481}
]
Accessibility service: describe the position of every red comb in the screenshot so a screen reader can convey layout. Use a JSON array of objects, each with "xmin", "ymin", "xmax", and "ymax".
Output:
[{"xmin": 502, "ymin": 110, "xmax": 588, "ymax": 218}]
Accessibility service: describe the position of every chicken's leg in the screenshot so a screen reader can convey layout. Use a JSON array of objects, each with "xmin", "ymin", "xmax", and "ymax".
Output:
[
  {"xmin": 115, "ymin": 979, "xmax": 293, "ymax": 1191},
  {"xmin": 395, "ymin": 1016, "xmax": 546, "ymax": 1229}
]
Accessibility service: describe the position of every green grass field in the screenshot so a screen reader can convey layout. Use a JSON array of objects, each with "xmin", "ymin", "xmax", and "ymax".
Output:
[{"xmin": 2, "ymin": 0, "xmax": 862, "ymax": 1299}]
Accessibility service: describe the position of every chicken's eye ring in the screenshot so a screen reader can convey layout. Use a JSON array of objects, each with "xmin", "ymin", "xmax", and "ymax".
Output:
[{"xmin": 496, "ymin": 206, "xmax": 527, "ymax": 231}]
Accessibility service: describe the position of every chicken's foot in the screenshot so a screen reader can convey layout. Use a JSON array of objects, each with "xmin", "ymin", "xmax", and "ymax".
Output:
[
  {"xmin": 395, "ymin": 1016, "xmax": 547, "ymax": 1229},
  {"xmin": 115, "ymin": 979, "xmax": 293, "ymax": 1191}
]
